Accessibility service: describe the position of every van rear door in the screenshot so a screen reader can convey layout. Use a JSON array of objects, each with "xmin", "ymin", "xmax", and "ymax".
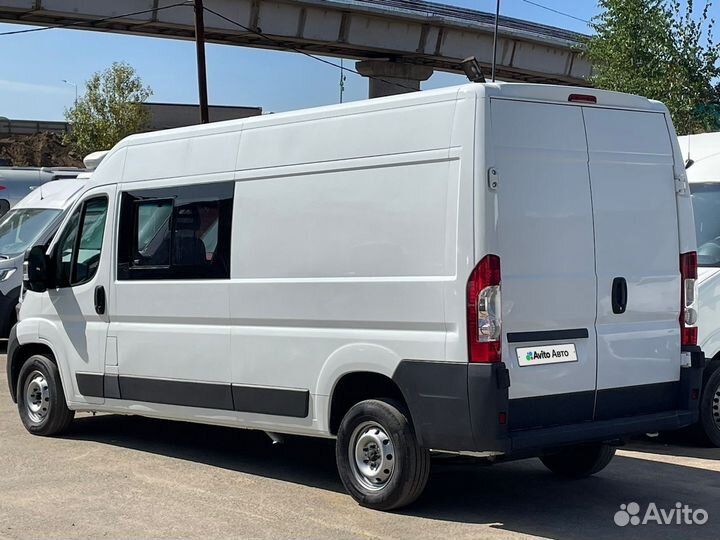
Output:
[
  {"xmin": 491, "ymin": 99, "xmax": 599, "ymax": 430},
  {"xmin": 583, "ymin": 107, "xmax": 682, "ymax": 418}
]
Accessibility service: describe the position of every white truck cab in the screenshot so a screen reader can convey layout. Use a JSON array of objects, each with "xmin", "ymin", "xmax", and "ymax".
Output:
[
  {"xmin": 678, "ymin": 132, "xmax": 720, "ymax": 446},
  {"xmin": 7, "ymin": 83, "xmax": 704, "ymax": 510}
]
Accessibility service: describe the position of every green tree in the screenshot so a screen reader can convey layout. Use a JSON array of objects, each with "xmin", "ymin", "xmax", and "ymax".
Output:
[
  {"xmin": 65, "ymin": 62, "xmax": 152, "ymax": 155},
  {"xmin": 584, "ymin": 0, "xmax": 720, "ymax": 135}
]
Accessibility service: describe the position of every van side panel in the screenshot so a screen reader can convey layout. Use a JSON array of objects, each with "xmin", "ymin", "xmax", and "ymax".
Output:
[
  {"xmin": 228, "ymin": 99, "xmax": 460, "ymax": 431},
  {"xmin": 228, "ymin": 160, "xmax": 456, "ymax": 411}
]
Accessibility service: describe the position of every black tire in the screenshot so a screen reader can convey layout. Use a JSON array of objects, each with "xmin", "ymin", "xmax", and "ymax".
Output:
[
  {"xmin": 16, "ymin": 354, "xmax": 74, "ymax": 436},
  {"xmin": 540, "ymin": 443, "xmax": 615, "ymax": 478},
  {"xmin": 335, "ymin": 398, "xmax": 430, "ymax": 511},
  {"xmin": 698, "ymin": 366, "xmax": 720, "ymax": 447}
]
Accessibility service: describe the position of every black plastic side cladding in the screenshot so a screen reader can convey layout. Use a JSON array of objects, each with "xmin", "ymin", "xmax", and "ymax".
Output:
[{"xmin": 392, "ymin": 360, "xmax": 510, "ymax": 453}]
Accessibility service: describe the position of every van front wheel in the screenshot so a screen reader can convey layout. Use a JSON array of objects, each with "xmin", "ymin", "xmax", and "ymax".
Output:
[
  {"xmin": 540, "ymin": 443, "xmax": 615, "ymax": 478},
  {"xmin": 16, "ymin": 354, "xmax": 74, "ymax": 436},
  {"xmin": 335, "ymin": 398, "xmax": 430, "ymax": 511}
]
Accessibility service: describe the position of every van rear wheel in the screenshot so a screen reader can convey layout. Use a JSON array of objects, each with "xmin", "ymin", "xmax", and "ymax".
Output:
[
  {"xmin": 16, "ymin": 354, "xmax": 74, "ymax": 436},
  {"xmin": 540, "ymin": 443, "xmax": 615, "ymax": 478},
  {"xmin": 335, "ymin": 398, "xmax": 430, "ymax": 511}
]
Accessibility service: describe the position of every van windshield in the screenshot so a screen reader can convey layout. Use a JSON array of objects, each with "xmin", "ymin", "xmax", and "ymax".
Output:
[
  {"xmin": 0, "ymin": 208, "xmax": 62, "ymax": 258},
  {"xmin": 691, "ymin": 182, "xmax": 720, "ymax": 267}
]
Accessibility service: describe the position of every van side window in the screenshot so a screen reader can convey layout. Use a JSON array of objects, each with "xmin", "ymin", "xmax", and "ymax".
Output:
[
  {"xmin": 135, "ymin": 200, "xmax": 172, "ymax": 267},
  {"xmin": 55, "ymin": 196, "xmax": 109, "ymax": 287},
  {"xmin": 117, "ymin": 182, "xmax": 234, "ymax": 280}
]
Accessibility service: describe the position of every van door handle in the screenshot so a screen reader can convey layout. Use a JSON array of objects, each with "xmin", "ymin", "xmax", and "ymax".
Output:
[
  {"xmin": 611, "ymin": 277, "xmax": 627, "ymax": 314},
  {"xmin": 94, "ymin": 285, "xmax": 106, "ymax": 315}
]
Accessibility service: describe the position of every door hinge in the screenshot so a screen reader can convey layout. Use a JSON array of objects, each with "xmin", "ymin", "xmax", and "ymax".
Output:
[
  {"xmin": 675, "ymin": 175, "xmax": 689, "ymax": 194},
  {"xmin": 488, "ymin": 167, "xmax": 499, "ymax": 190}
]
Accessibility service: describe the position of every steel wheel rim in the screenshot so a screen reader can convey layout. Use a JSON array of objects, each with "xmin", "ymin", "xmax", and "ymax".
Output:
[
  {"xmin": 24, "ymin": 370, "xmax": 50, "ymax": 424},
  {"xmin": 713, "ymin": 380, "xmax": 720, "ymax": 430},
  {"xmin": 349, "ymin": 421, "xmax": 396, "ymax": 491}
]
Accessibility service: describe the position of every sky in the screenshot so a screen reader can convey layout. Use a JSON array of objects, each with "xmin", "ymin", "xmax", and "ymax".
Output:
[{"xmin": 0, "ymin": 1, "xmax": 607, "ymax": 121}]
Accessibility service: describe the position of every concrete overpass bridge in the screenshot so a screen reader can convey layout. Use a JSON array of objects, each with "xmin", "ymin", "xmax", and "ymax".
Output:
[{"xmin": 0, "ymin": 0, "xmax": 591, "ymax": 96}]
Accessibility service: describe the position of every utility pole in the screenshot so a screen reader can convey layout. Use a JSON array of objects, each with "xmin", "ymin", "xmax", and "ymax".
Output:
[
  {"xmin": 491, "ymin": 0, "xmax": 500, "ymax": 82},
  {"xmin": 194, "ymin": 0, "xmax": 210, "ymax": 124}
]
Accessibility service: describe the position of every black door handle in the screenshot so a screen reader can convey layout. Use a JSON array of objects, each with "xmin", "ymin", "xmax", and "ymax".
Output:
[
  {"xmin": 94, "ymin": 285, "xmax": 106, "ymax": 315},
  {"xmin": 611, "ymin": 277, "xmax": 627, "ymax": 314}
]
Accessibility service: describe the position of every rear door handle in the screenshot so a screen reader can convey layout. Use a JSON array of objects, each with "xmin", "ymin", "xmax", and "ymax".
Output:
[
  {"xmin": 94, "ymin": 285, "xmax": 106, "ymax": 315},
  {"xmin": 611, "ymin": 277, "xmax": 627, "ymax": 314}
]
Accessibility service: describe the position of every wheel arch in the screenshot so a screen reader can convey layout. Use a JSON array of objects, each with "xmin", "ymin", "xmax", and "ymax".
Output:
[
  {"xmin": 315, "ymin": 343, "xmax": 406, "ymax": 433},
  {"xmin": 704, "ymin": 353, "xmax": 720, "ymax": 383},
  {"xmin": 8, "ymin": 341, "xmax": 58, "ymax": 403},
  {"xmin": 328, "ymin": 371, "xmax": 409, "ymax": 435}
]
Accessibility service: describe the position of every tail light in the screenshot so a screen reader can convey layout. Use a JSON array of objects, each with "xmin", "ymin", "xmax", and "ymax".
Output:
[
  {"xmin": 680, "ymin": 251, "xmax": 698, "ymax": 346},
  {"xmin": 467, "ymin": 254, "xmax": 501, "ymax": 363}
]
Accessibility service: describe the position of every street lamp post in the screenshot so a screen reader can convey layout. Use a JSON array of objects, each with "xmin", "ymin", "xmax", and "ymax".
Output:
[{"xmin": 62, "ymin": 80, "xmax": 78, "ymax": 107}]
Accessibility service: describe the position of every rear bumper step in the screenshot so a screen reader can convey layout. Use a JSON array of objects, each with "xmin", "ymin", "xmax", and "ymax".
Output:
[{"xmin": 509, "ymin": 409, "xmax": 698, "ymax": 453}]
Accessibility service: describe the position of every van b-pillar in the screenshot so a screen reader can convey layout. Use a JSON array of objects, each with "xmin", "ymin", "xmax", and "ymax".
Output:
[{"xmin": 356, "ymin": 60, "xmax": 433, "ymax": 98}]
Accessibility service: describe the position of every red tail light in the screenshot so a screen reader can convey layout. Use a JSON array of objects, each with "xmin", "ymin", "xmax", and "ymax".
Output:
[
  {"xmin": 467, "ymin": 254, "xmax": 501, "ymax": 363},
  {"xmin": 680, "ymin": 251, "xmax": 698, "ymax": 346}
]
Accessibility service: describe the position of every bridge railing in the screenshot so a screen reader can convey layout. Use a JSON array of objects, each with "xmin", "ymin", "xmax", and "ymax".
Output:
[{"xmin": 0, "ymin": 119, "xmax": 70, "ymax": 136}]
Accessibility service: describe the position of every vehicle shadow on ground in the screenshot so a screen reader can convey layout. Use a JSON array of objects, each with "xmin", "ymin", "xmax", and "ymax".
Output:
[
  {"xmin": 627, "ymin": 432, "xmax": 720, "ymax": 461},
  {"xmin": 65, "ymin": 414, "xmax": 720, "ymax": 540},
  {"xmin": 66, "ymin": 414, "xmax": 345, "ymax": 494}
]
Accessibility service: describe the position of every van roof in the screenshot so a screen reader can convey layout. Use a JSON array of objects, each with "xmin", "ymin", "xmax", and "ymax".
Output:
[
  {"xmin": 89, "ymin": 82, "xmax": 668, "ymax": 186},
  {"xmin": 117, "ymin": 83, "xmax": 668, "ymax": 145},
  {"xmin": 12, "ymin": 178, "xmax": 87, "ymax": 210}
]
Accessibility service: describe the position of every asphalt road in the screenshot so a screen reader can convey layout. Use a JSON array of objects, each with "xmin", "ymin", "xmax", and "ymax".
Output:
[{"xmin": 1, "ymin": 356, "xmax": 719, "ymax": 540}]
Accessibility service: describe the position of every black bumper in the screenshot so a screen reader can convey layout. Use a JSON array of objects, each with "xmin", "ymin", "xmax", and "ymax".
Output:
[
  {"xmin": 0, "ymin": 286, "xmax": 19, "ymax": 338},
  {"xmin": 392, "ymin": 350, "xmax": 704, "ymax": 456},
  {"xmin": 6, "ymin": 323, "xmax": 19, "ymax": 402}
]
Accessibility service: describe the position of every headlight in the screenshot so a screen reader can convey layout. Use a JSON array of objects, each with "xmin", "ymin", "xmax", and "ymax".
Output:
[{"xmin": 0, "ymin": 268, "xmax": 17, "ymax": 282}]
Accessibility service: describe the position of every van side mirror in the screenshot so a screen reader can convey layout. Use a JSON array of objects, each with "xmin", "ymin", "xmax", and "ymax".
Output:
[{"xmin": 24, "ymin": 245, "xmax": 51, "ymax": 293}]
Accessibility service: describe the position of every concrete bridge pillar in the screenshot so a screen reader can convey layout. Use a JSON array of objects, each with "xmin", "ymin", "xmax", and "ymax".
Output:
[{"xmin": 356, "ymin": 60, "xmax": 434, "ymax": 98}]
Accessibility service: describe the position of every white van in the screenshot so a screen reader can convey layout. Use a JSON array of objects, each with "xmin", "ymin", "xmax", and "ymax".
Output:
[
  {"xmin": 677, "ymin": 132, "xmax": 720, "ymax": 446},
  {"xmin": 7, "ymin": 83, "xmax": 704, "ymax": 510},
  {"xmin": 0, "ymin": 179, "xmax": 87, "ymax": 339}
]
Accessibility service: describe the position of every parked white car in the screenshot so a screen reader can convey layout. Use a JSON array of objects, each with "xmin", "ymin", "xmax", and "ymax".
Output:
[
  {"xmin": 678, "ymin": 132, "xmax": 720, "ymax": 446},
  {"xmin": 7, "ymin": 83, "xmax": 704, "ymax": 510}
]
